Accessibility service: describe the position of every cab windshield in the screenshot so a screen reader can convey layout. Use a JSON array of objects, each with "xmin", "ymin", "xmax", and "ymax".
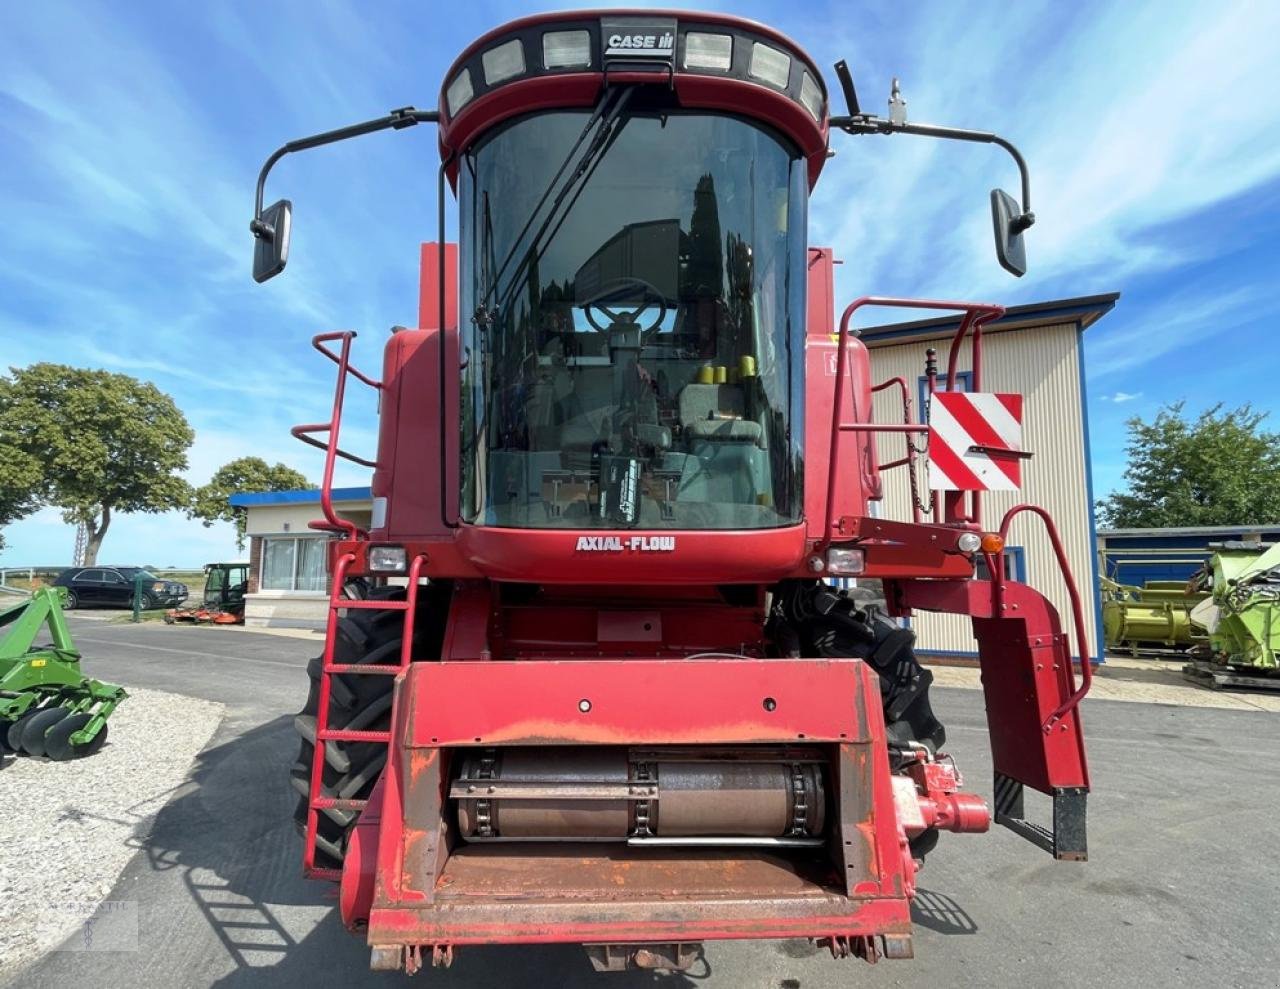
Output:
[{"xmin": 458, "ymin": 108, "xmax": 807, "ymax": 529}]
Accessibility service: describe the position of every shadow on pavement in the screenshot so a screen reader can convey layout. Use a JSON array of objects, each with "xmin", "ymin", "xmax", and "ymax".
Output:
[
  {"xmin": 136, "ymin": 714, "xmax": 706, "ymax": 987},
  {"xmin": 910, "ymin": 888, "xmax": 978, "ymax": 936}
]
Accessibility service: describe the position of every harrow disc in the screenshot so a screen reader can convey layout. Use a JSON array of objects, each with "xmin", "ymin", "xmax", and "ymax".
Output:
[
  {"xmin": 44, "ymin": 713, "xmax": 106, "ymax": 761},
  {"xmin": 7, "ymin": 708, "xmax": 48, "ymax": 751},
  {"xmin": 21, "ymin": 706, "xmax": 72, "ymax": 757}
]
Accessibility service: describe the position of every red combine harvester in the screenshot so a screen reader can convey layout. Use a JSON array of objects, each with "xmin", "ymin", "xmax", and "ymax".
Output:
[{"xmin": 249, "ymin": 10, "xmax": 1091, "ymax": 974}]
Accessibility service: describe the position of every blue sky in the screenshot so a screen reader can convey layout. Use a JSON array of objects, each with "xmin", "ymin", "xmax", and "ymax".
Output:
[{"xmin": 2, "ymin": 1, "xmax": 1278, "ymax": 565}]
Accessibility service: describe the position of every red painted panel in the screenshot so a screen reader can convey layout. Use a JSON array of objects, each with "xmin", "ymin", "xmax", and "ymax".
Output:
[
  {"xmin": 366, "ymin": 900, "xmax": 911, "ymax": 948},
  {"xmin": 372, "ymin": 329, "xmax": 459, "ymax": 540},
  {"xmin": 806, "ymin": 246, "xmax": 835, "ymax": 339},
  {"xmin": 805, "ymin": 255, "xmax": 875, "ymax": 536},
  {"xmin": 418, "ymin": 242, "xmax": 458, "ymax": 331},
  {"xmin": 405, "ymin": 658, "xmax": 870, "ymax": 746},
  {"xmin": 897, "ymin": 578, "xmax": 1089, "ymax": 792},
  {"xmin": 456, "ymin": 524, "xmax": 808, "ymax": 584}
]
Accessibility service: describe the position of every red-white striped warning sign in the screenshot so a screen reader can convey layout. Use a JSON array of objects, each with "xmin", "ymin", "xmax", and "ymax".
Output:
[{"xmin": 928, "ymin": 392, "xmax": 1025, "ymax": 491}]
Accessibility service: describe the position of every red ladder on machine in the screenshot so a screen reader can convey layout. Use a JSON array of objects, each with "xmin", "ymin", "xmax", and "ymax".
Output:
[{"xmin": 303, "ymin": 552, "xmax": 427, "ymax": 880}]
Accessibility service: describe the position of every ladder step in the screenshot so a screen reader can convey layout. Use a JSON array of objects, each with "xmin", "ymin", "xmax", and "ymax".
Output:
[
  {"xmin": 306, "ymin": 866, "xmax": 343, "ymax": 882},
  {"xmin": 324, "ymin": 663, "xmax": 402, "ymax": 676},
  {"xmin": 318, "ymin": 728, "xmax": 392, "ymax": 743},
  {"xmin": 335, "ymin": 599, "xmax": 411, "ymax": 611},
  {"xmin": 312, "ymin": 796, "xmax": 369, "ymax": 812}
]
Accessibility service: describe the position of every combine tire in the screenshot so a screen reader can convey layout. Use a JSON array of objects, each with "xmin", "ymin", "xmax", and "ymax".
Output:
[
  {"xmin": 289, "ymin": 582, "xmax": 448, "ymax": 871},
  {"xmin": 20, "ymin": 706, "xmax": 71, "ymax": 757},
  {"xmin": 44, "ymin": 713, "xmax": 107, "ymax": 761}
]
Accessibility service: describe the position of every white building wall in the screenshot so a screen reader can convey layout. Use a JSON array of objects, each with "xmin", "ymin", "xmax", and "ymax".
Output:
[
  {"xmin": 243, "ymin": 502, "xmax": 373, "ymax": 537},
  {"xmin": 865, "ymin": 323, "xmax": 1099, "ymax": 659},
  {"xmin": 242, "ymin": 498, "xmax": 373, "ymax": 629}
]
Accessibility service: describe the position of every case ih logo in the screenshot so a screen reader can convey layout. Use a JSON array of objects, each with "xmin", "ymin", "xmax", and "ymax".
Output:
[
  {"xmin": 602, "ymin": 17, "xmax": 677, "ymax": 59},
  {"xmin": 576, "ymin": 535, "xmax": 676, "ymax": 552}
]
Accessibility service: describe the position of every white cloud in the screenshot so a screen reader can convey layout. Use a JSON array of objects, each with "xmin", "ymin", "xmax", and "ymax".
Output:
[
  {"xmin": 1100, "ymin": 391, "xmax": 1142, "ymax": 403},
  {"xmin": 811, "ymin": 0, "xmax": 1280, "ymax": 305},
  {"xmin": 1085, "ymin": 282, "xmax": 1276, "ymax": 379}
]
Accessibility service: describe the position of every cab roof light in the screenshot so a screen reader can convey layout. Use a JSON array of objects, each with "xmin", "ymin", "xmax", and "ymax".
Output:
[
  {"xmin": 543, "ymin": 29, "xmax": 592, "ymax": 69},
  {"xmin": 684, "ymin": 32, "xmax": 733, "ymax": 71},
  {"xmin": 483, "ymin": 38, "xmax": 525, "ymax": 85},
  {"xmin": 446, "ymin": 69, "xmax": 474, "ymax": 116},
  {"xmin": 749, "ymin": 41, "xmax": 791, "ymax": 89},
  {"xmin": 799, "ymin": 71, "xmax": 824, "ymax": 120}
]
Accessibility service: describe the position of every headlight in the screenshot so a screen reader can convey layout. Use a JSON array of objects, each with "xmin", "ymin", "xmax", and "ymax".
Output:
[
  {"xmin": 369, "ymin": 545, "xmax": 407, "ymax": 573},
  {"xmin": 152, "ymin": 581, "xmax": 166, "ymax": 591},
  {"xmin": 826, "ymin": 547, "xmax": 866, "ymax": 575}
]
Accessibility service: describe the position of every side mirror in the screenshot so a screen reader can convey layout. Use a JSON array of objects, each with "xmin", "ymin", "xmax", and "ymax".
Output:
[
  {"xmin": 251, "ymin": 199, "xmax": 292, "ymax": 283},
  {"xmin": 990, "ymin": 188, "xmax": 1029, "ymax": 278}
]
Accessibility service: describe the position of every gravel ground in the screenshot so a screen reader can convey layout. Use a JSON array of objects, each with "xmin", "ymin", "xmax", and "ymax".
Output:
[{"xmin": 0, "ymin": 686, "xmax": 224, "ymax": 973}]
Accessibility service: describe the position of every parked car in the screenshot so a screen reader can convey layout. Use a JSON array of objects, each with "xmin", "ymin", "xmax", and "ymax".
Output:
[{"xmin": 53, "ymin": 567, "xmax": 189, "ymax": 610}]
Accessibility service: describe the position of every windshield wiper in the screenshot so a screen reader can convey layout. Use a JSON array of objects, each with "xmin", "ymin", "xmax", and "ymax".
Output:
[{"xmin": 472, "ymin": 85, "xmax": 636, "ymax": 329}]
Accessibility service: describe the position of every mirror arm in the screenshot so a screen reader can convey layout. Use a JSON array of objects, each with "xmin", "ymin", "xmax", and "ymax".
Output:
[
  {"xmin": 830, "ymin": 114, "xmax": 1034, "ymax": 229},
  {"xmin": 251, "ymin": 106, "xmax": 440, "ymax": 237}
]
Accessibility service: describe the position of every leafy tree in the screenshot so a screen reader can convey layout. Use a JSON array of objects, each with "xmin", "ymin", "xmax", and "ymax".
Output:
[
  {"xmin": 0, "ymin": 439, "xmax": 42, "ymax": 552},
  {"xmin": 1097, "ymin": 402, "xmax": 1280, "ymax": 528},
  {"xmin": 0, "ymin": 363, "xmax": 193, "ymax": 564},
  {"xmin": 190, "ymin": 456, "xmax": 313, "ymax": 550}
]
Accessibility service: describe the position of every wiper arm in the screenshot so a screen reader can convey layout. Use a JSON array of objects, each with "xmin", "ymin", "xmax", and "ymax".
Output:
[{"xmin": 473, "ymin": 85, "xmax": 637, "ymax": 328}]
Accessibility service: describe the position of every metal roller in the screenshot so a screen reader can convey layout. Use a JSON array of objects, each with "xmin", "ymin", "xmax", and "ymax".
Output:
[{"xmin": 453, "ymin": 747, "xmax": 826, "ymax": 843}]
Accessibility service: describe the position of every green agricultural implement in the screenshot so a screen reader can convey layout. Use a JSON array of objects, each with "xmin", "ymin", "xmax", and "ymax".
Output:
[
  {"xmin": 0, "ymin": 586, "xmax": 126, "ymax": 762},
  {"xmin": 1100, "ymin": 576, "xmax": 1209, "ymax": 656},
  {"xmin": 1183, "ymin": 541, "xmax": 1280, "ymax": 690}
]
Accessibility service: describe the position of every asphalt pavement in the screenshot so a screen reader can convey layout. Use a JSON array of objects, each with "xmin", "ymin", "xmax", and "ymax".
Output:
[{"xmin": 7, "ymin": 615, "xmax": 1279, "ymax": 988}]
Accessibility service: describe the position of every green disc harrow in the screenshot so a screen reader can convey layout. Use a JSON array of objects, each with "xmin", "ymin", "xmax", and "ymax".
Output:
[{"xmin": 0, "ymin": 587, "xmax": 126, "ymax": 762}]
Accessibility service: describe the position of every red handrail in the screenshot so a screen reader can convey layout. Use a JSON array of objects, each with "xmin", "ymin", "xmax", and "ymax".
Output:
[
  {"xmin": 303, "ymin": 552, "xmax": 427, "ymax": 881},
  {"xmin": 997, "ymin": 504, "xmax": 1094, "ymax": 729},
  {"xmin": 290, "ymin": 331, "xmax": 382, "ymax": 541},
  {"xmin": 821, "ymin": 297, "xmax": 1004, "ymax": 552}
]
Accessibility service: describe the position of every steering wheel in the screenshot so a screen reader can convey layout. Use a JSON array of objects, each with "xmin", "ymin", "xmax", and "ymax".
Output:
[{"xmin": 581, "ymin": 277, "xmax": 669, "ymax": 335}]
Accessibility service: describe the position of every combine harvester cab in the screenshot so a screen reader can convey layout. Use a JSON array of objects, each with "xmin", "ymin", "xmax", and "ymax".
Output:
[{"xmin": 248, "ymin": 10, "xmax": 1091, "ymax": 973}]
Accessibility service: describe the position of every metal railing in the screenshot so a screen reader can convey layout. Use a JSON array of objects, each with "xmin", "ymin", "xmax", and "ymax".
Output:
[
  {"xmin": 291, "ymin": 331, "xmax": 382, "ymax": 541},
  {"xmin": 821, "ymin": 297, "xmax": 1004, "ymax": 553}
]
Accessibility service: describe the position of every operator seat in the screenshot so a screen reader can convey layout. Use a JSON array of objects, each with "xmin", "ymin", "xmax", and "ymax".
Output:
[
  {"xmin": 675, "ymin": 382, "xmax": 769, "ymax": 511},
  {"xmin": 677, "ymin": 383, "xmax": 763, "ymax": 444}
]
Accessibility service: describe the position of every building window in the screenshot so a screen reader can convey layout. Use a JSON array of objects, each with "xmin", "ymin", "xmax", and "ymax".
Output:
[
  {"xmin": 974, "ymin": 545, "xmax": 1027, "ymax": 582},
  {"xmin": 918, "ymin": 370, "xmax": 973, "ymax": 417},
  {"xmin": 261, "ymin": 536, "xmax": 329, "ymax": 592}
]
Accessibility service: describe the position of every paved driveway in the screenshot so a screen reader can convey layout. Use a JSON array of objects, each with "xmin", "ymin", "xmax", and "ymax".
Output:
[{"xmin": 8, "ymin": 618, "xmax": 1279, "ymax": 988}]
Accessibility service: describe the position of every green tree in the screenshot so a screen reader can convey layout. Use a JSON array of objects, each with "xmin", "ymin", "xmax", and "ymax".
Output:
[
  {"xmin": 0, "ymin": 440, "xmax": 42, "ymax": 552},
  {"xmin": 0, "ymin": 363, "xmax": 194, "ymax": 564},
  {"xmin": 190, "ymin": 456, "xmax": 313, "ymax": 550},
  {"xmin": 1097, "ymin": 402, "xmax": 1280, "ymax": 528}
]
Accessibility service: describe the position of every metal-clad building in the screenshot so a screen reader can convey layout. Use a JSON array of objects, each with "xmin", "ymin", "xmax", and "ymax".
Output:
[
  {"xmin": 860, "ymin": 294, "xmax": 1119, "ymax": 662},
  {"xmin": 1098, "ymin": 525, "xmax": 1280, "ymax": 586}
]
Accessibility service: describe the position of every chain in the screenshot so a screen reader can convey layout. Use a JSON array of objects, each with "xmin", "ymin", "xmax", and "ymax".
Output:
[
  {"xmin": 632, "ymin": 761, "xmax": 655, "ymax": 836},
  {"xmin": 905, "ymin": 392, "xmax": 935, "ymax": 519},
  {"xmin": 788, "ymin": 764, "xmax": 809, "ymax": 836},
  {"xmin": 472, "ymin": 749, "xmax": 497, "ymax": 838}
]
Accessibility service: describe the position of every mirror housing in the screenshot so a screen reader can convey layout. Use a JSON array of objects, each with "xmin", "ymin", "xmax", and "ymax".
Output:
[
  {"xmin": 251, "ymin": 199, "xmax": 292, "ymax": 283},
  {"xmin": 991, "ymin": 188, "xmax": 1029, "ymax": 278}
]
